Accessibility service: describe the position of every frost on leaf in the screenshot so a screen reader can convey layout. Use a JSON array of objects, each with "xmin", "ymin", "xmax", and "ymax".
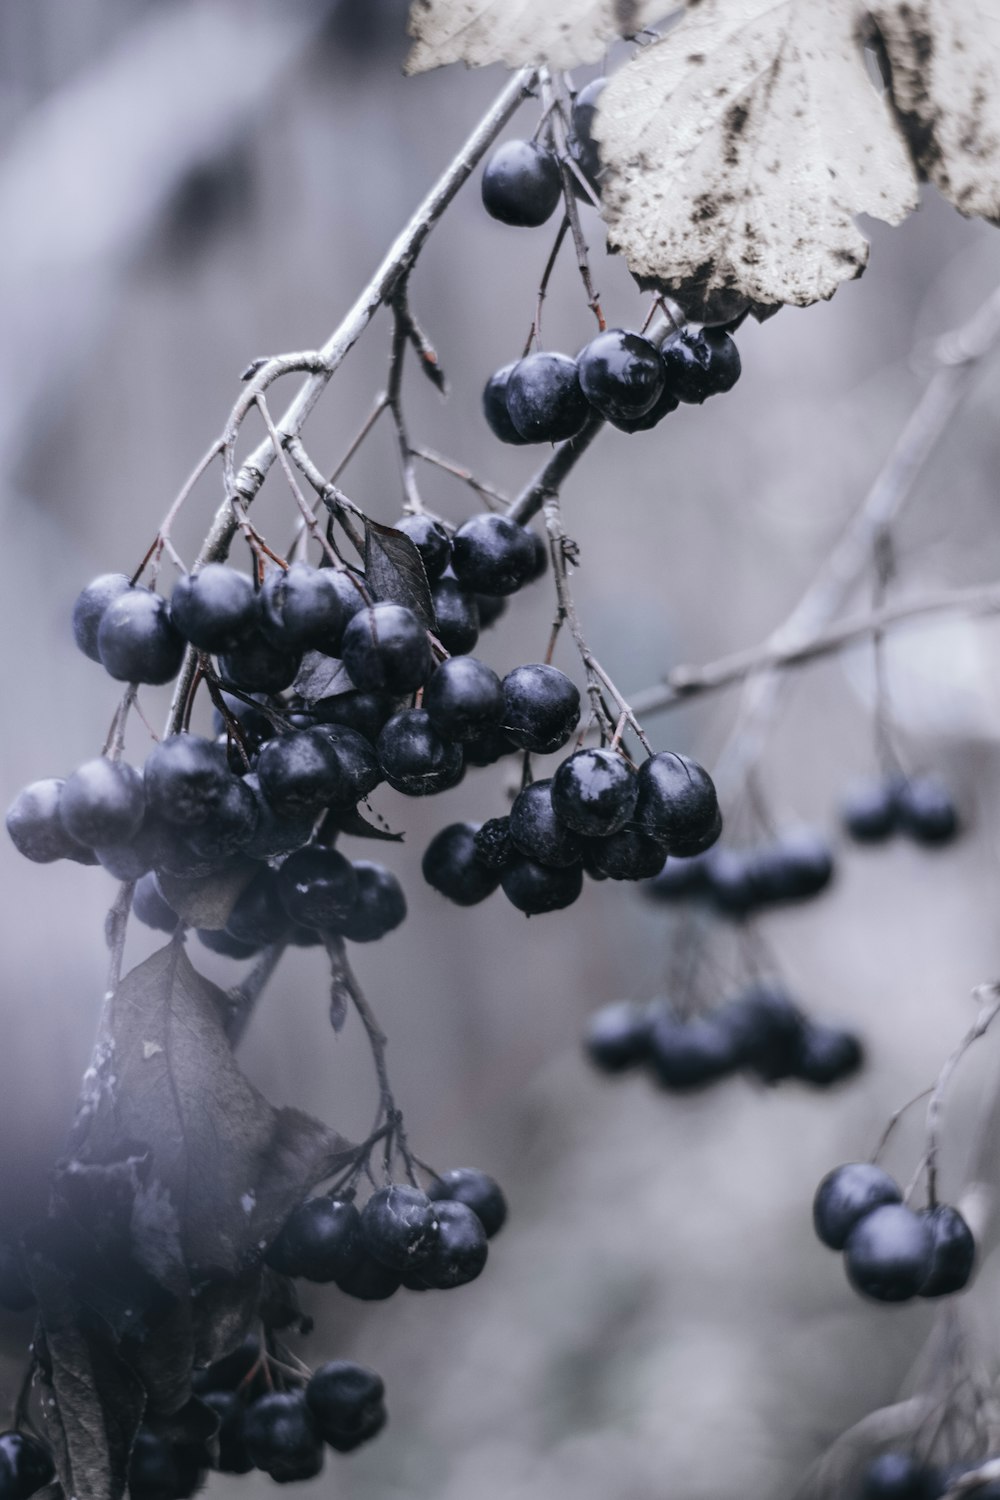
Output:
[
  {"xmin": 871, "ymin": 0, "xmax": 1000, "ymax": 223},
  {"xmin": 405, "ymin": 0, "xmax": 668, "ymax": 73},
  {"xmin": 597, "ymin": 0, "xmax": 920, "ymax": 319}
]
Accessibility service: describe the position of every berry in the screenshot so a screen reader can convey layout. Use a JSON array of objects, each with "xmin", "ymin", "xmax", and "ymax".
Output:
[
  {"xmin": 749, "ymin": 828, "xmax": 834, "ymax": 903},
  {"xmin": 569, "ymin": 79, "xmax": 605, "ymax": 190},
  {"xmin": 360, "ymin": 1185, "xmax": 439, "ymax": 1270},
  {"xmin": 243, "ymin": 1392, "xmax": 324, "ymax": 1484},
  {"xmin": 391, "ymin": 515, "xmax": 452, "ymax": 580},
  {"xmin": 450, "ymin": 514, "xmax": 537, "ymax": 597},
  {"xmin": 510, "ymin": 780, "xmax": 584, "ymax": 867},
  {"xmin": 335, "ymin": 1255, "xmax": 401, "ymax": 1301},
  {"xmin": 200, "ymin": 1390, "xmax": 253, "ymax": 1474},
  {"xmin": 646, "ymin": 1009, "xmax": 741, "ymax": 1091},
  {"xmin": 919, "ymin": 1204, "xmax": 975, "ymax": 1297},
  {"xmin": 341, "ymin": 603, "xmax": 431, "ymax": 695},
  {"xmin": 608, "ymin": 378, "xmax": 680, "ymax": 433},
  {"xmin": 377, "ymin": 709, "xmax": 464, "ymax": 796},
  {"xmin": 431, "ymin": 574, "xmax": 480, "ymax": 654},
  {"xmin": 336, "ymin": 861, "xmax": 407, "ymax": 942},
  {"xmin": 306, "ymin": 1361, "xmax": 385, "ymax": 1444},
  {"xmin": 6, "ymin": 779, "xmax": 95, "ymax": 864},
  {"xmin": 501, "ymin": 664, "xmax": 580, "ymax": 754},
  {"xmin": 704, "ymin": 847, "xmax": 758, "ymax": 915},
  {"xmin": 812, "ymin": 1163, "xmax": 903, "ymax": 1251},
  {"xmin": 59, "ymin": 757, "xmax": 145, "ymax": 848},
  {"xmin": 720, "ymin": 983, "xmax": 805, "ymax": 1083},
  {"xmin": 551, "ymin": 748, "xmax": 637, "ymax": 836},
  {"xmin": 578, "ymin": 328, "xmax": 666, "ymax": 423},
  {"xmin": 792, "ymin": 1023, "xmax": 864, "ymax": 1087},
  {"xmin": 481, "ymin": 140, "xmax": 562, "ymax": 227},
  {"xmin": 267, "ymin": 1197, "xmax": 364, "ymax": 1282},
  {"xmin": 861, "ymin": 1453, "xmax": 937, "ymax": 1500},
  {"xmin": 505, "ymin": 352, "xmax": 590, "ymax": 443},
  {"xmin": 132, "ymin": 872, "xmax": 180, "ymax": 933},
  {"xmin": 218, "ymin": 632, "xmax": 302, "ymax": 693},
  {"xmin": 169, "ymin": 564, "xmax": 257, "ymax": 652},
  {"xmin": 584, "ymin": 1001, "xmax": 652, "ymax": 1073},
  {"xmin": 841, "ymin": 776, "xmax": 899, "ymax": 841},
  {"xmin": 259, "ymin": 561, "xmax": 351, "ymax": 652},
  {"xmin": 197, "ymin": 926, "xmax": 259, "ymax": 959},
  {"xmin": 844, "ymin": 1203, "xmax": 935, "ymax": 1302},
  {"xmin": 226, "ymin": 867, "xmax": 289, "ymax": 947},
  {"xmin": 242, "ymin": 773, "xmax": 317, "ymax": 859},
  {"xmin": 585, "ymin": 828, "xmax": 667, "ymax": 880},
  {"xmin": 144, "ymin": 734, "xmax": 233, "ymax": 827},
  {"xmin": 184, "ymin": 774, "xmax": 259, "ymax": 858},
  {"xmin": 422, "ymin": 823, "xmax": 501, "ymax": 906},
  {"xmin": 311, "ymin": 724, "xmax": 382, "ymax": 806},
  {"xmin": 896, "ymin": 776, "xmax": 959, "ymax": 845},
  {"xmin": 276, "ymin": 846, "xmax": 358, "ymax": 929},
  {"xmin": 475, "ymin": 591, "xmax": 508, "ymax": 629},
  {"xmin": 423, "ymin": 657, "xmax": 504, "ymax": 742},
  {"xmin": 499, "ymin": 855, "xmax": 583, "ymax": 915},
  {"xmin": 661, "ymin": 327, "xmax": 742, "ymax": 403},
  {"xmin": 97, "ymin": 588, "xmax": 186, "ymax": 684},
  {"xmin": 0, "ymin": 1431, "xmax": 54, "ymax": 1497},
  {"xmin": 633, "ymin": 752, "xmax": 720, "ymax": 851},
  {"xmin": 256, "ymin": 729, "xmax": 343, "ymax": 816},
  {"xmin": 644, "ymin": 849, "xmax": 715, "ymax": 901},
  {"xmin": 127, "ymin": 1427, "xmax": 204, "ymax": 1499},
  {"xmin": 409, "ymin": 1200, "xmax": 488, "ymax": 1289},
  {"xmin": 72, "ymin": 572, "xmax": 131, "ymax": 662},
  {"xmin": 483, "ymin": 364, "xmax": 531, "ymax": 445},
  {"xmin": 472, "ymin": 817, "xmax": 514, "ymax": 870},
  {"xmin": 426, "ymin": 1168, "xmax": 508, "ymax": 1238},
  {"xmin": 312, "ymin": 690, "xmax": 395, "ymax": 744}
]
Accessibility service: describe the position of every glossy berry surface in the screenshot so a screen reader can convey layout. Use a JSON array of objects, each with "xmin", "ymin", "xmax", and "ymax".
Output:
[
  {"xmin": 482, "ymin": 363, "xmax": 531, "ymax": 445},
  {"xmin": 311, "ymin": 724, "xmax": 382, "ymax": 806},
  {"xmin": 97, "ymin": 587, "xmax": 186, "ymax": 684},
  {"xmin": 919, "ymin": 1204, "xmax": 975, "ymax": 1297},
  {"xmin": 361, "ymin": 1185, "xmax": 439, "ymax": 1270},
  {"xmin": 551, "ymin": 748, "xmax": 637, "ymax": 836},
  {"xmin": 423, "ymin": 657, "xmax": 504, "ymax": 742},
  {"xmin": 431, "ymin": 575, "xmax": 480, "ymax": 655},
  {"xmin": 450, "ymin": 514, "xmax": 537, "ymax": 597},
  {"xmin": 426, "ymin": 1168, "xmax": 508, "ymax": 1238},
  {"xmin": 422, "ymin": 822, "xmax": 501, "ymax": 906},
  {"xmin": 218, "ymin": 632, "xmax": 301, "ymax": 693},
  {"xmin": 812, "ymin": 1163, "xmax": 903, "ymax": 1250},
  {"xmin": 633, "ymin": 752, "xmax": 720, "ymax": 851},
  {"xmin": 72, "ymin": 572, "xmax": 131, "ymax": 662},
  {"xmin": 578, "ymin": 328, "xmax": 666, "ymax": 423},
  {"xmin": 584, "ymin": 1001, "xmax": 652, "ymax": 1073},
  {"xmin": 169, "ymin": 563, "xmax": 257, "ymax": 652},
  {"xmin": 609, "ymin": 377, "xmax": 680, "ymax": 433},
  {"xmin": 337, "ymin": 861, "xmax": 407, "ymax": 942},
  {"xmin": 377, "ymin": 709, "xmax": 464, "ymax": 797},
  {"xmin": 256, "ymin": 729, "xmax": 342, "ymax": 816},
  {"xmin": 341, "ymin": 603, "xmax": 431, "ymax": 695},
  {"xmin": 844, "ymin": 1203, "xmax": 935, "ymax": 1301},
  {"xmin": 243, "ymin": 1392, "xmax": 324, "ymax": 1484},
  {"xmin": 481, "ymin": 139, "xmax": 562, "ymax": 226},
  {"xmin": 59, "ymin": 757, "xmax": 145, "ymax": 848},
  {"xmin": 510, "ymin": 780, "xmax": 584, "ymax": 868},
  {"xmin": 661, "ymin": 327, "xmax": 742, "ymax": 403},
  {"xmin": 0, "ymin": 1431, "xmax": 55, "ymax": 1497},
  {"xmin": 259, "ymin": 561, "xmax": 349, "ymax": 652},
  {"xmin": 276, "ymin": 845, "xmax": 358, "ymax": 929},
  {"xmin": 144, "ymin": 734, "xmax": 232, "ymax": 827},
  {"xmin": 505, "ymin": 353, "xmax": 590, "ymax": 443},
  {"xmin": 306, "ymin": 1360, "xmax": 385, "ymax": 1441},
  {"xmin": 410, "ymin": 1199, "xmax": 488, "ymax": 1289},
  {"xmin": 586, "ymin": 828, "xmax": 667, "ymax": 881},
  {"xmin": 499, "ymin": 855, "xmax": 583, "ymax": 915},
  {"xmin": 267, "ymin": 1196, "xmax": 364, "ymax": 1282},
  {"xmin": 501, "ymin": 664, "xmax": 581, "ymax": 754},
  {"xmin": 127, "ymin": 1427, "xmax": 204, "ymax": 1499},
  {"xmin": 861, "ymin": 1452, "xmax": 938, "ymax": 1500}
]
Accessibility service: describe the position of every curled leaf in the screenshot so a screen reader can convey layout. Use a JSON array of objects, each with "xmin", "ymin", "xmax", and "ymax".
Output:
[{"xmin": 364, "ymin": 518, "xmax": 436, "ymax": 629}]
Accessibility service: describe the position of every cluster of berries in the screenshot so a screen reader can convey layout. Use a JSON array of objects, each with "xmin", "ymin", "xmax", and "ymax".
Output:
[
  {"xmin": 841, "ymin": 773, "xmax": 960, "ymax": 847},
  {"xmin": 585, "ymin": 982, "xmax": 863, "ymax": 1093},
  {"xmin": 860, "ymin": 1450, "xmax": 999, "ymax": 1500},
  {"xmin": 813, "ymin": 1163, "xmax": 975, "ymax": 1303},
  {"xmin": 422, "ymin": 746, "xmax": 722, "ymax": 916},
  {"xmin": 645, "ymin": 826, "xmax": 835, "ymax": 917}
]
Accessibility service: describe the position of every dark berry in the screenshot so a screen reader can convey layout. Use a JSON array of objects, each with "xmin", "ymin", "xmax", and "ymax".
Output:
[
  {"xmin": 391, "ymin": 515, "xmax": 452, "ymax": 580},
  {"xmin": 360, "ymin": 1185, "xmax": 439, "ymax": 1271},
  {"xmin": 426, "ymin": 1168, "xmax": 508, "ymax": 1238},
  {"xmin": 243, "ymin": 1392, "xmax": 324, "ymax": 1484},
  {"xmin": 276, "ymin": 846, "xmax": 358, "ymax": 928},
  {"xmin": 551, "ymin": 748, "xmax": 637, "ymax": 836},
  {"xmin": 72, "ymin": 572, "xmax": 131, "ymax": 662},
  {"xmin": 451, "ymin": 514, "xmax": 537, "ymax": 596},
  {"xmin": 6, "ymin": 779, "xmax": 95, "ymax": 864},
  {"xmin": 510, "ymin": 779, "xmax": 584, "ymax": 867},
  {"xmin": 431, "ymin": 574, "xmax": 480, "ymax": 654},
  {"xmin": 705, "ymin": 847, "xmax": 758, "ymax": 915},
  {"xmin": 423, "ymin": 657, "xmax": 504, "ymax": 742},
  {"xmin": 376, "ymin": 709, "xmax": 463, "ymax": 796},
  {"xmin": 569, "ymin": 78, "xmax": 604, "ymax": 190},
  {"xmin": 306, "ymin": 1361, "xmax": 385, "ymax": 1444},
  {"xmin": 335, "ymin": 1255, "xmax": 401, "ymax": 1301},
  {"xmin": 266, "ymin": 1197, "xmax": 364, "ymax": 1282},
  {"xmin": 256, "ymin": 729, "xmax": 343, "ymax": 816},
  {"xmin": 97, "ymin": 587, "xmax": 186, "ymax": 684},
  {"xmin": 861, "ymin": 1452, "xmax": 937, "ymax": 1500},
  {"xmin": 341, "ymin": 603, "xmax": 431, "ymax": 694},
  {"xmin": 501, "ymin": 663, "xmax": 580, "ymax": 753},
  {"xmin": 578, "ymin": 329, "xmax": 666, "ymax": 423},
  {"xmin": 242, "ymin": 773, "xmax": 317, "ymax": 859},
  {"xmin": 310, "ymin": 724, "xmax": 382, "ymax": 806},
  {"xmin": 0, "ymin": 1432, "xmax": 53, "ymax": 1498},
  {"xmin": 661, "ymin": 327, "xmax": 741, "ymax": 403},
  {"xmin": 505, "ymin": 352, "xmax": 590, "ymax": 443},
  {"xmin": 200, "ymin": 1390, "xmax": 253, "ymax": 1474},
  {"xmin": 719, "ymin": 983, "xmax": 805, "ymax": 1083},
  {"xmin": 481, "ymin": 140, "xmax": 562, "ymax": 227},
  {"xmin": 793, "ymin": 1023, "xmax": 864, "ymax": 1087},
  {"xmin": 647, "ymin": 1009, "xmax": 741, "ymax": 1091},
  {"xmin": 644, "ymin": 849, "xmax": 714, "ymax": 901},
  {"xmin": 259, "ymin": 561, "xmax": 349, "ymax": 653},
  {"xmin": 812, "ymin": 1163, "xmax": 903, "ymax": 1251},
  {"xmin": 474, "ymin": 591, "xmax": 507, "ymax": 629},
  {"xmin": 919, "ymin": 1204, "xmax": 975, "ymax": 1297},
  {"xmin": 144, "ymin": 734, "xmax": 233, "ymax": 827},
  {"xmin": 463, "ymin": 721, "xmax": 518, "ymax": 766},
  {"xmin": 841, "ymin": 776, "xmax": 900, "ymax": 841},
  {"xmin": 633, "ymin": 752, "xmax": 720, "ymax": 851},
  {"xmin": 226, "ymin": 866, "xmax": 289, "ymax": 947},
  {"xmin": 584, "ymin": 1000, "xmax": 652, "ymax": 1073},
  {"xmin": 170, "ymin": 564, "xmax": 257, "ymax": 652},
  {"xmin": 132, "ymin": 872, "xmax": 180, "ymax": 933},
  {"xmin": 218, "ymin": 632, "xmax": 302, "ymax": 693},
  {"xmin": 608, "ymin": 377, "xmax": 680, "ymax": 433},
  {"xmin": 483, "ymin": 363, "xmax": 531, "ymax": 445},
  {"xmin": 750, "ymin": 828, "xmax": 834, "ymax": 904},
  {"xmin": 844, "ymin": 1203, "xmax": 935, "ymax": 1302},
  {"xmin": 127, "ymin": 1427, "xmax": 204, "ymax": 1499},
  {"xmin": 895, "ymin": 776, "xmax": 959, "ymax": 845},
  {"xmin": 472, "ymin": 817, "xmax": 513, "ymax": 870},
  {"xmin": 499, "ymin": 855, "xmax": 583, "ymax": 915},
  {"xmin": 422, "ymin": 823, "xmax": 501, "ymax": 905},
  {"xmin": 336, "ymin": 861, "xmax": 407, "ymax": 942},
  {"xmin": 585, "ymin": 828, "xmax": 667, "ymax": 880},
  {"xmin": 312, "ymin": 690, "xmax": 395, "ymax": 743},
  {"xmin": 409, "ymin": 1200, "xmax": 488, "ymax": 1289},
  {"xmin": 184, "ymin": 774, "xmax": 258, "ymax": 859}
]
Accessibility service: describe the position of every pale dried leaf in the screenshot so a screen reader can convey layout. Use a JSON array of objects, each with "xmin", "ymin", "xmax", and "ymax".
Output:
[
  {"xmin": 872, "ymin": 0, "xmax": 1000, "ymax": 222},
  {"xmin": 406, "ymin": 0, "xmax": 668, "ymax": 73},
  {"xmin": 597, "ymin": 0, "xmax": 919, "ymax": 316}
]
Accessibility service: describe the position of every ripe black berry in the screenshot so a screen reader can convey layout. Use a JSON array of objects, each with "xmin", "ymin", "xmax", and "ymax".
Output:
[
  {"xmin": 259, "ymin": 561, "xmax": 351, "ymax": 653},
  {"xmin": 97, "ymin": 587, "xmax": 186, "ymax": 684},
  {"xmin": 218, "ymin": 632, "xmax": 302, "ymax": 693},
  {"xmin": 312, "ymin": 689, "xmax": 395, "ymax": 744},
  {"xmin": 919, "ymin": 1204, "xmax": 975, "ymax": 1297},
  {"xmin": 431, "ymin": 574, "xmax": 480, "ymax": 655},
  {"xmin": 335, "ymin": 1255, "xmax": 401, "ymax": 1301},
  {"xmin": 426, "ymin": 1168, "xmax": 508, "ymax": 1238},
  {"xmin": 276, "ymin": 846, "xmax": 358, "ymax": 928},
  {"xmin": 661, "ymin": 327, "xmax": 742, "ymax": 403},
  {"xmin": 812, "ymin": 1163, "xmax": 903, "ymax": 1251},
  {"xmin": 841, "ymin": 776, "xmax": 899, "ymax": 841},
  {"xmin": 59, "ymin": 757, "xmax": 145, "ymax": 848},
  {"xmin": 499, "ymin": 855, "xmax": 583, "ymax": 915},
  {"xmin": 170, "ymin": 563, "xmax": 257, "ymax": 652},
  {"xmin": 127, "ymin": 1427, "xmax": 204, "ymax": 1499},
  {"xmin": 306, "ymin": 1361, "xmax": 385, "ymax": 1445},
  {"xmin": 472, "ymin": 817, "xmax": 513, "ymax": 869},
  {"xmin": 510, "ymin": 779, "xmax": 584, "ymax": 867},
  {"xmin": 409, "ymin": 1200, "xmax": 488, "ymax": 1289},
  {"xmin": 584, "ymin": 1001, "xmax": 652, "ymax": 1073},
  {"xmin": 243, "ymin": 773, "xmax": 318, "ymax": 859},
  {"xmin": 578, "ymin": 329, "xmax": 666, "ymax": 423},
  {"xmin": 719, "ymin": 983, "xmax": 805, "ymax": 1083},
  {"xmin": 608, "ymin": 378, "xmax": 680, "ymax": 433},
  {"xmin": 422, "ymin": 823, "xmax": 502, "ymax": 905},
  {"xmin": 336, "ymin": 861, "xmax": 407, "ymax": 942},
  {"xmin": 646, "ymin": 1009, "xmax": 740, "ymax": 1091},
  {"xmin": 226, "ymin": 867, "xmax": 289, "ymax": 947},
  {"xmin": 633, "ymin": 752, "xmax": 721, "ymax": 851},
  {"xmin": 360, "ymin": 1185, "xmax": 439, "ymax": 1270},
  {"xmin": 483, "ymin": 364, "xmax": 531, "ymax": 445},
  {"xmin": 200, "ymin": 1390, "xmax": 253, "ymax": 1474},
  {"xmin": 551, "ymin": 748, "xmax": 637, "ymax": 836},
  {"xmin": 341, "ymin": 603, "xmax": 431, "ymax": 694},
  {"xmin": 267, "ymin": 1197, "xmax": 364, "ymax": 1282},
  {"xmin": 6, "ymin": 779, "xmax": 96, "ymax": 864},
  {"xmin": 0, "ymin": 1431, "xmax": 54, "ymax": 1497},
  {"xmin": 311, "ymin": 724, "xmax": 382, "ymax": 806},
  {"xmin": 377, "ymin": 709, "xmax": 463, "ymax": 796},
  {"xmin": 451, "ymin": 514, "xmax": 537, "ymax": 596},
  {"xmin": 481, "ymin": 140, "xmax": 562, "ymax": 227},
  {"xmin": 501, "ymin": 664, "xmax": 580, "ymax": 753},
  {"xmin": 392, "ymin": 515, "xmax": 452, "ymax": 580},
  {"xmin": 844, "ymin": 1203, "xmax": 935, "ymax": 1302},
  {"xmin": 256, "ymin": 729, "xmax": 343, "ymax": 816},
  {"xmin": 749, "ymin": 828, "xmax": 834, "ymax": 903},
  {"xmin": 72, "ymin": 572, "xmax": 131, "ymax": 662},
  {"xmin": 792, "ymin": 1023, "xmax": 864, "ymax": 1087},
  {"xmin": 423, "ymin": 657, "xmax": 504, "ymax": 742},
  {"xmin": 861, "ymin": 1452, "xmax": 938, "ymax": 1500},
  {"xmin": 185, "ymin": 774, "xmax": 259, "ymax": 859},
  {"xmin": 896, "ymin": 776, "xmax": 959, "ymax": 845},
  {"xmin": 505, "ymin": 353, "xmax": 590, "ymax": 443},
  {"xmin": 144, "ymin": 734, "xmax": 233, "ymax": 827},
  {"xmin": 243, "ymin": 1392, "xmax": 324, "ymax": 1484},
  {"xmin": 585, "ymin": 828, "xmax": 667, "ymax": 880}
]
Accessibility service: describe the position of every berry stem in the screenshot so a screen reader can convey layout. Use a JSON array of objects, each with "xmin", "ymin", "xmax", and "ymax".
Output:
[
  {"xmin": 523, "ymin": 215, "xmax": 571, "ymax": 356},
  {"xmin": 255, "ymin": 393, "xmax": 342, "ymax": 569}
]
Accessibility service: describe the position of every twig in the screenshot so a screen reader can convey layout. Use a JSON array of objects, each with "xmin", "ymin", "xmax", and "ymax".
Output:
[
  {"xmin": 870, "ymin": 1087, "xmax": 934, "ymax": 1165},
  {"xmin": 540, "ymin": 71, "xmax": 604, "ymax": 330},
  {"xmin": 924, "ymin": 983, "xmax": 1000, "ymax": 1207},
  {"xmin": 286, "ymin": 437, "xmax": 369, "ymax": 561},
  {"xmin": 225, "ymin": 942, "xmax": 289, "ymax": 1048},
  {"xmin": 410, "ymin": 445, "xmax": 509, "ymax": 510},
  {"xmin": 255, "ymin": 393, "xmax": 340, "ymax": 567},
  {"xmin": 523, "ymin": 216, "xmax": 571, "ymax": 355},
  {"xmin": 386, "ymin": 281, "xmax": 424, "ymax": 514}
]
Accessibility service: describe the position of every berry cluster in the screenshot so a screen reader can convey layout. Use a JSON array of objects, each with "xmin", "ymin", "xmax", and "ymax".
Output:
[
  {"xmin": 645, "ymin": 825, "xmax": 835, "ymax": 917},
  {"xmin": 423, "ymin": 748, "xmax": 722, "ymax": 916},
  {"xmin": 585, "ymin": 982, "xmax": 862, "ymax": 1093},
  {"xmin": 813, "ymin": 1163, "xmax": 975, "ymax": 1303},
  {"xmin": 841, "ymin": 773, "xmax": 960, "ymax": 847}
]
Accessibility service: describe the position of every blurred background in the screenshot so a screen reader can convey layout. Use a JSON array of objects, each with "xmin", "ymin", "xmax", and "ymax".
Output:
[{"xmin": 3, "ymin": 2, "xmax": 1000, "ymax": 1496}]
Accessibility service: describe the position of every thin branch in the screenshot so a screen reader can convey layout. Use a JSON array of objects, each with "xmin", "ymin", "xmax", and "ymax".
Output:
[
  {"xmin": 411, "ymin": 445, "xmax": 509, "ymax": 509},
  {"xmin": 224, "ymin": 942, "xmax": 288, "ymax": 1048},
  {"xmin": 255, "ymin": 393, "xmax": 340, "ymax": 567},
  {"xmin": 386, "ymin": 282, "xmax": 424, "ymax": 514},
  {"xmin": 925, "ymin": 983, "xmax": 1000, "ymax": 1207},
  {"xmin": 286, "ymin": 437, "xmax": 369, "ymax": 561},
  {"xmin": 870, "ymin": 1086, "xmax": 934, "ymax": 1165},
  {"xmin": 541, "ymin": 72, "xmax": 604, "ymax": 330},
  {"xmin": 523, "ymin": 215, "xmax": 571, "ymax": 356}
]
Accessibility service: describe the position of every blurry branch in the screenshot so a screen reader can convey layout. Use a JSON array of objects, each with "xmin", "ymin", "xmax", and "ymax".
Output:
[
  {"xmin": 924, "ymin": 984, "xmax": 1000, "ymax": 1209},
  {"xmin": 793, "ymin": 1397, "xmax": 935, "ymax": 1500},
  {"xmin": 630, "ymin": 578, "xmax": 1000, "ymax": 716}
]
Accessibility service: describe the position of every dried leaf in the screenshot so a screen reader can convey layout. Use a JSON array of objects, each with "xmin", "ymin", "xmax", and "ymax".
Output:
[
  {"xmin": 364, "ymin": 518, "xmax": 436, "ymax": 629},
  {"xmin": 872, "ymin": 0, "xmax": 1000, "ymax": 222},
  {"xmin": 405, "ymin": 0, "xmax": 667, "ymax": 72},
  {"xmin": 293, "ymin": 650, "xmax": 355, "ymax": 705},
  {"xmin": 597, "ymin": 0, "xmax": 919, "ymax": 317},
  {"xmin": 156, "ymin": 861, "xmax": 258, "ymax": 930}
]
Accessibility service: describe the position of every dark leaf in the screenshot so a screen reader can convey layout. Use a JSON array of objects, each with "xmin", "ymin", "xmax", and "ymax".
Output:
[
  {"xmin": 293, "ymin": 651, "xmax": 355, "ymax": 705},
  {"xmin": 157, "ymin": 861, "xmax": 258, "ymax": 930},
  {"xmin": 364, "ymin": 518, "xmax": 435, "ymax": 628},
  {"xmin": 330, "ymin": 803, "xmax": 404, "ymax": 843},
  {"xmin": 190, "ymin": 1268, "xmax": 261, "ymax": 1370}
]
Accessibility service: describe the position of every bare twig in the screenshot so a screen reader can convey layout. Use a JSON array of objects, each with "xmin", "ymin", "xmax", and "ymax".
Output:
[
  {"xmin": 411, "ymin": 445, "xmax": 509, "ymax": 510},
  {"xmin": 255, "ymin": 393, "xmax": 340, "ymax": 567},
  {"xmin": 924, "ymin": 983, "xmax": 1000, "ymax": 1207}
]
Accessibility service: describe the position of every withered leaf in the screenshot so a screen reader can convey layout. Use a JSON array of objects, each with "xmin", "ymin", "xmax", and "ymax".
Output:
[
  {"xmin": 156, "ymin": 861, "xmax": 257, "ymax": 931},
  {"xmin": 405, "ymin": 0, "xmax": 668, "ymax": 72},
  {"xmin": 293, "ymin": 650, "xmax": 355, "ymax": 705},
  {"xmin": 364, "ymin": 518, "xmax": 435, "ymax": 629}
]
